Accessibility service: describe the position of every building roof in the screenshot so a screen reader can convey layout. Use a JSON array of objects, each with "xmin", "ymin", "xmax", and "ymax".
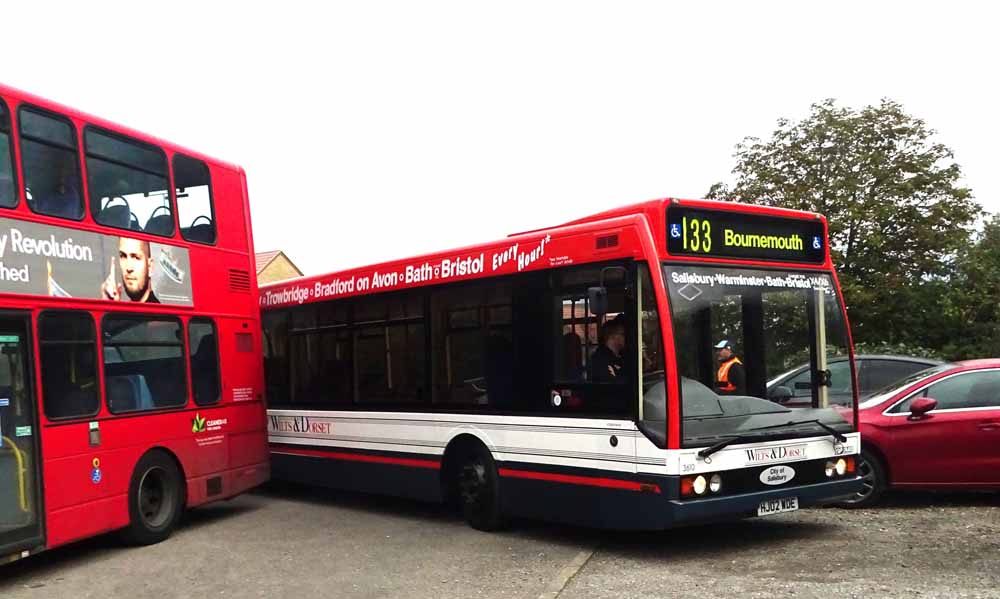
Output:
[
  {"xmin": 255, "ymin": 250, "xmax": 282, "ymax": 273},
  {"xmin": 255, "ymin": 250, "xmax": 304, "ymax": 278}
]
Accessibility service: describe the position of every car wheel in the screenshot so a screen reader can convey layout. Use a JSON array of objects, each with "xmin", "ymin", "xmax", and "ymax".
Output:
[
  {"xmin": 457, "ymin": 444, "xmax": 504, "ymax": 531},
  {"xmin": 839, "ymin": 449, "xmax": 886, "ymax": 508},
  {"xmin": 120, "ymin": 451, "xmax": 185, "ymax": 545}
]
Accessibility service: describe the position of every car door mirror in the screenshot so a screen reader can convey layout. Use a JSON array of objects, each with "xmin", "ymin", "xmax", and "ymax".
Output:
[
  {"xmin": 769, "ymin": 385, "xmax": 792, "ymax": 403},
  {"xmin": 908, "ymin": 397, "xmax": 938, "ymax": 420}
]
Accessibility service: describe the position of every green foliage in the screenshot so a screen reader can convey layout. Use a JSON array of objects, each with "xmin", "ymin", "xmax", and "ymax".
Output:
[
  {"xmin": 709, "ymin": 99, "xmax": 986, "ymax": 357},
  {"xmin": 852, "ymin": 341, "xmax": 945, "ymax": 361},
  {"xmin": 938, "ymin": 214, "xmax": 1000, "ymax": 360}
]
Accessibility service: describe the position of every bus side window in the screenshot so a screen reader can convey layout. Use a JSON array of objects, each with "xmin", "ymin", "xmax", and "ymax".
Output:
[
  {"xmin": 429, "ymin": 282, "xmax": 512, "ymax": 408},
  {"xmin": 85, "ymin": 128, "xmax": 170, "ymax": 235},
  {"xmin": 541, "ymin": 263, "xmax": 632, "ymax": 416},
  {"xmin": 0, "ymin": 99, "xmax": 16, "ymax": 208},
  {"xmin": 189, "ymin": 318, "xmax": 221, "ymax": 406},
  {"xmin": 19, "ymin": 107, "xmax": 84, "ymax": 220},
  {"xmin": 103, "ymin": 316, "xmax": 186, "ymax": 414},
  {"xmin": 38, "ymin": 311, "xmax": 100, "ymax": 419},
  {"xmin": 174, "ymin": 154, "xmax": 216, "ymax": 244}
]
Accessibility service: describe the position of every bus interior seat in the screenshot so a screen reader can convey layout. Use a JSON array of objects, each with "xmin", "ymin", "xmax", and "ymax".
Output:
[
  {"xmin": 184, "ymin": 215, "xmax": 215, "ymax": 243},
  {"xmin": 144, "ymin": 213, "xmax": 174, "ymax": 236},
  {"xmin": 106, "ymin": 374, "xmax": 154, "ymax": 412},
  {"xmin": 99, "ymin": 204, "xmax": 131, "ymax": 229},
  {"xmin": 560, "ymin": 331, "xmax": 584, "ymax": 381}
]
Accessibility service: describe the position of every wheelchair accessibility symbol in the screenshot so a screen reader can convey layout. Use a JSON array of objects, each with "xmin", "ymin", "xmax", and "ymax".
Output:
[
  {"xmin": 670, "ymin": 224, "xmax": 682, "ymax": 239},
  {"xmin": 812, "ymin": 236, "xmax": 822, "ymax": 250}
]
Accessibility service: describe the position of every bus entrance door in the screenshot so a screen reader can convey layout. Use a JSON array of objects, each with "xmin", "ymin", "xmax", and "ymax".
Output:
[{"xmin": 0, "ymin": 317, "xmax": 43, "ymax": 560}]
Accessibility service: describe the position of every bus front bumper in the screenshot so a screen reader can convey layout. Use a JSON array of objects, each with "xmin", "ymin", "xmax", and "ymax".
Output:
[{"xmin": 666, "ymin": 476, "xmax": 863, "ymax": 526}]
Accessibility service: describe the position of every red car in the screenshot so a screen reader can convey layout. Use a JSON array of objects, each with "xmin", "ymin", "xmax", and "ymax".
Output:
[{"xmin": 842, "ymin": 359, "xmax": 1000, "ymax": 506}]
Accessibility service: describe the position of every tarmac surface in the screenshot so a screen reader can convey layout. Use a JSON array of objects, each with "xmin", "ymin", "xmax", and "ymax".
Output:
[{"xmin": 2, "ymin": 484, "xmax": 998, "ymax": 599}]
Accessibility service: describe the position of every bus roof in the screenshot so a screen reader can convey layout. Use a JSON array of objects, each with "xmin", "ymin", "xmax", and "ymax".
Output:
[{"xmin": 0, "ymin": 82, "xmax": 243, "ymax": 174}]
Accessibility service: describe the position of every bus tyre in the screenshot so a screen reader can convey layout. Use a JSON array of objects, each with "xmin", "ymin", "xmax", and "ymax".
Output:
[
  {"xmin": 121, "ymin": 451, "xmax": 184, "ymax": 546},
  {"xmin": 457, "ymin": 445, "xmax": 504, "ymax": 531},
  {"xmin": 840, "ymin": 449, "xmax": 886, "ymax": 508}
]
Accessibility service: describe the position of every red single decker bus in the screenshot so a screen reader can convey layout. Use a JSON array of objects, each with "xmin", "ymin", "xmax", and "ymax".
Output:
[
  {"xmin": 261, "ymin": 198, "xmax": 862, "ymax": 531},
  {"xmin": 0, "ymin": 84, "xmax": 268, "ymax": 564}
]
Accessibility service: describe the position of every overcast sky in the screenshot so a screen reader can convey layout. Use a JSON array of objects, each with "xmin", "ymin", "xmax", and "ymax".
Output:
[{"xmin": 5, "ymin": 1, "xmax": 997, "ymax": 275}]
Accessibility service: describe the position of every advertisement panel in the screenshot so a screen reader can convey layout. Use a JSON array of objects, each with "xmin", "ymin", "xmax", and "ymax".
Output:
[{"xmin": 0, "ymin": 217, "xmax": 193, "ymax": 305}]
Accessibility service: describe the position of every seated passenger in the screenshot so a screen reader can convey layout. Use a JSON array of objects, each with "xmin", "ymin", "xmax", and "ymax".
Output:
[
  {"xmin": 590, "ymin": 320, "xmax": 625, "ymax": 383},
  {"xmin": 34, "ymin": 161, "xmax": 81, "ymax": 218},
  {"xmin": 560, "ymin": 331, "xmax": 585, "ymax": 381}
]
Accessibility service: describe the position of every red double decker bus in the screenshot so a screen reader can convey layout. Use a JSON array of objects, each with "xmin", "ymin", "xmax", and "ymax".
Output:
[
  {"xmin": 261, "ymin": 198, "xmax": 861, "ymax": 531},
  {"xmin": 0, "ymin": 84, "xmax": 268, "ymax": 563}
]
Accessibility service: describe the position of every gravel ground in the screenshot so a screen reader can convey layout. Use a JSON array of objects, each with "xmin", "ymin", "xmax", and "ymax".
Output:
[{"xmin": 2, "ymin": 486, "xmax": 997, "ymax": 599}]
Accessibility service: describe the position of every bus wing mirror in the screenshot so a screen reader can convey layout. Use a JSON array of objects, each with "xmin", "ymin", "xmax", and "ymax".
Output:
[
  {"xmin": 588, "ymin": 286, "xmax": 608, "ymax": 317},
  {"xmin": 769, "ymin": 385, "xmax": 792, "ymax": 402}
]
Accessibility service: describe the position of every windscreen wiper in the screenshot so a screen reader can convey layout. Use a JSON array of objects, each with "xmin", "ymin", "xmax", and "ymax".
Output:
[
  {"xmin": 752, "ymin": 419, "xmax": 847, "ymax": 443},
  {"xmin": 697, "ymin": 435, "xmax": 751, "ymax": 459}
]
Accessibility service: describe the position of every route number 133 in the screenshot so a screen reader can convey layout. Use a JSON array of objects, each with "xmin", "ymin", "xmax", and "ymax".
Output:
[{"xmin": 682, "ymin": 217, "xmax": 712, "ymax": 253}]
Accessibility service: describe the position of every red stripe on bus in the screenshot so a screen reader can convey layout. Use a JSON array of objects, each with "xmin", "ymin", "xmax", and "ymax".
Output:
[
  {"xmin": 498, "ymin": 468, "xmax": 660, "ymax": 494},
  {"xmin": 272, "ymin": 446, "xmax": 441, "ymax": 470}
]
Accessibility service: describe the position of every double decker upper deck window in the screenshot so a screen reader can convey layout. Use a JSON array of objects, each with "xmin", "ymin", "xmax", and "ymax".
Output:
[
  {"xmin": 0, "ymin": 101, "xmax": 16, "ymax": 208},
  {"xmin": 86, "ymin": 129, "xmax": 173, "ymax": 236},
  {"xmin": 174, "ymin": 154, "xmax": 216, "ymax": 244},
  {"xmin": 19, "ymin": 108, "xmax": 84, "ymax": 219}
]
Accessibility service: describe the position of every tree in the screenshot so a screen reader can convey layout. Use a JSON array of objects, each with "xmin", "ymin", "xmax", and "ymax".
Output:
[
  {"xmin": 708, "ymin": 99, "xmax": 981, "ymax": 348},
  {"xmin": 939, "ymin": 214, "xmax": 1000, "ymax": 359}
]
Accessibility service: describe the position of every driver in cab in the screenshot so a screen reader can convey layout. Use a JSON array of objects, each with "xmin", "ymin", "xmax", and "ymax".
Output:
[{"xmin": 715, "ymin": 339, "xmax": 746, "ymax": 396}]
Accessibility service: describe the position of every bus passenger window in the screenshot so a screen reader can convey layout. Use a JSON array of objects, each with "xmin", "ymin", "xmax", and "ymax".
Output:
[
  {"xmin": 189, "ymin": 318, "xmax": 221, "ymax": 406},
  {"xmin": 430, "ymin": 282, "xmax": 512, "ymax": 408},
  {"xmin": 174, "ymin": 154, "xmax": 216, "ymax": 244},
  {"xmin": 86, "ymin": 129, "xmax": 171, "ymax": 235},
  {"xmin": 356, "ymin": 294, "xmax": 426, "ymax": 405},
  {"xmin": 103, "ymin": 316, "xmax": 187, "ymax": 413},
  {"xmin": 39, "ymin": 311, "xmax": 99, "ymax": 419},
  {"xmin": 548, "ymin": 264, "xmax": 631, "ymax": 416},
  {"xmin": 0, "ymin": 101, "xmax": 16, "ymax": 208},
  {"xmin": 19, "ymin": 108, "xmax": 84, "ymax": 219}
]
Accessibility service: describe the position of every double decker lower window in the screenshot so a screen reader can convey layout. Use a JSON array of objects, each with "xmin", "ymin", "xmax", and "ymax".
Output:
[
  {"xmin": 189, "ymin": 318, "xmax": 221, "ymax": 406},
  {"xmin": 103, "ymin": 315, "xmax": 187, "ymax": 413},
  {"xmin": 39, "ymin": 311, "xmax": 99, "ymax": 419}
]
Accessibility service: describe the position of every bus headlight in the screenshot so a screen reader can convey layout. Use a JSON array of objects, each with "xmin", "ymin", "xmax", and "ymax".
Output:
[
  {"xmin": 709, "ymin": 474, "xmax": 722, "ymax": 494},
  {"xmin": 835, "ymin": 458, "xmax": 847, "ymax": 476},
  {"xmin": 692, "ymin": 475, "xmax": 708, "ymax": 495},
  {"xmin": 824, "ymin": 461, "xmax": 836, "ymax": 478}
]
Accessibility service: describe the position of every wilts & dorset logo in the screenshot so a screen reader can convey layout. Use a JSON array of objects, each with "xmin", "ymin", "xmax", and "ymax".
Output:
[{"xmin": 745, "ymin": 444, "xmax": 807, "ymax": 464}]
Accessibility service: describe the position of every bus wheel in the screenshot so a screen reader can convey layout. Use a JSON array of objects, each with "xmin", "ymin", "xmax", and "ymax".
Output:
[
  {"xmin": 839, "ymin": 449, "xmax": 886, "ymax": 508},
  {"xmin": 121, "ymin": 451, "xmax": 185, "ymax": 545},
  {"xmin": 457, "ymin": 445, "xmax": 504, "ymax": 531}
]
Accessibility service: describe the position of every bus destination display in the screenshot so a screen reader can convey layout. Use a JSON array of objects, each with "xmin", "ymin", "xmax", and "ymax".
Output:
[{"xmin": 666, "ymin": 207, "xmax": 826, "ymax": 263}]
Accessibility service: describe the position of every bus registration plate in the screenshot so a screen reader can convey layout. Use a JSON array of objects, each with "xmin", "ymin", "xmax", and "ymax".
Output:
[{"xmin": 757, "ymin": 497, "xmax": 798, "ymax": 516}]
